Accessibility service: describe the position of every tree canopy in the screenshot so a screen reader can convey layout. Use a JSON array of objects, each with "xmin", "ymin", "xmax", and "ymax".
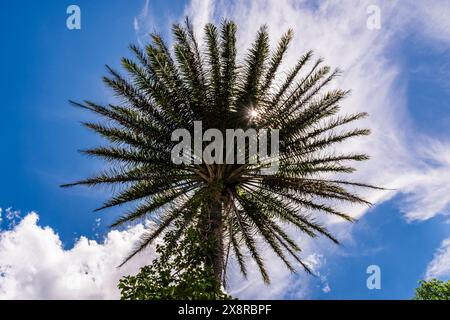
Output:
[{"xmin": 413, "ymin": 279, "xmax": 450, "ymax": 300}]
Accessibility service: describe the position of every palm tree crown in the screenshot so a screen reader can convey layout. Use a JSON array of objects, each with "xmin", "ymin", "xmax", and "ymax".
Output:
[{"xmin": 64, "ymin": 18, "xmax": 378, "ymax": 286}]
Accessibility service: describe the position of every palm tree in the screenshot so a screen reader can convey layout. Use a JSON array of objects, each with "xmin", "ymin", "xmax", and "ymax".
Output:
[{"xmin": 63, "ymin": 19, "xmax": 378, "ymax": 290}]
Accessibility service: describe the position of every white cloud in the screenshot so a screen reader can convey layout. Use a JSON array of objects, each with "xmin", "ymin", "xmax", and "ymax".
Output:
[
  {"xmin": 398, "ymin": 141, "xmax": 450, "ymax": 221},
  {"xmin": 184, "ymin": 0, "xmax": 214, "ymax": 41},
  {"xmin": 133, "ymin": 17, "xmax": 140, "ymax": 32},
  {"xmin": 134, "ymin": 0, "xmax": 149, "ymax": 32},
  {"xmin": 407, "ymin": 0, "xmax": 450, "ymax": 46},
  {"xmin": 425, "ymin": 238, "xmax": 450, "ymax": 280},
  {"xmin": 134, "ymin": 0, "xmax": 153, "ymax": 46},
  {"xmin": 0, "ymin": 213, "xmax": 155, "ymax": 299}
]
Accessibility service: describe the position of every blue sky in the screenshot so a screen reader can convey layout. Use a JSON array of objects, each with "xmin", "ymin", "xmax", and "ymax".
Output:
[{"xmin": 0, "ymin": 0, "xmax": 449, "ymax": 299}]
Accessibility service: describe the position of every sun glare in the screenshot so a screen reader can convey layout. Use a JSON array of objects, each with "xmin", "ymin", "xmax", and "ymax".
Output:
[{"xmin": 249, "ymin": 109, "xmax": 259, "ymax": 119}]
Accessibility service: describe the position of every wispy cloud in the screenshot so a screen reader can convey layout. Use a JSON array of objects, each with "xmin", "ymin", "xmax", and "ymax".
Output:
[
  {"xmin": 183, "ymin": 0, "xmax": 215, "ymax": 41},
  {"xmin": 133, "ymin": 0, "xmax": 153, "ymax": 46},
  {"xmin": 408, "ymin": 0, "xmax": 450, "ymax": 46},
  {"xmin": 426, "ymin": 237, "xmax": 450, "ymax": 280},
  {"xmin": 398, "ymin": 140, "xmax": 450, "ymax": 221}
]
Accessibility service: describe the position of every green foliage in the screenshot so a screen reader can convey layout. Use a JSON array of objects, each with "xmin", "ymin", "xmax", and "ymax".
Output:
[
  {"xmin": 119, "ymin": 226, "xmax": 233, "ymax": 300},
  {"xmin": 413, "ymin": 279, "xmax": 450, "ymax": 300},
  {"xmin": 65, "ymin": 17, "xmax": 378, "ymax": 286}
]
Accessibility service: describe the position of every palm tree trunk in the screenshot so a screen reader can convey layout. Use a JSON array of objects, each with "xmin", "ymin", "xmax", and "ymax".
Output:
[
  {"xmin": 211, "ymin": 199, "xmax": 224, "ymax": 285},
  {"xmin": 202, "ymin": 198, "xmax": 224, "ymax": 291}
]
